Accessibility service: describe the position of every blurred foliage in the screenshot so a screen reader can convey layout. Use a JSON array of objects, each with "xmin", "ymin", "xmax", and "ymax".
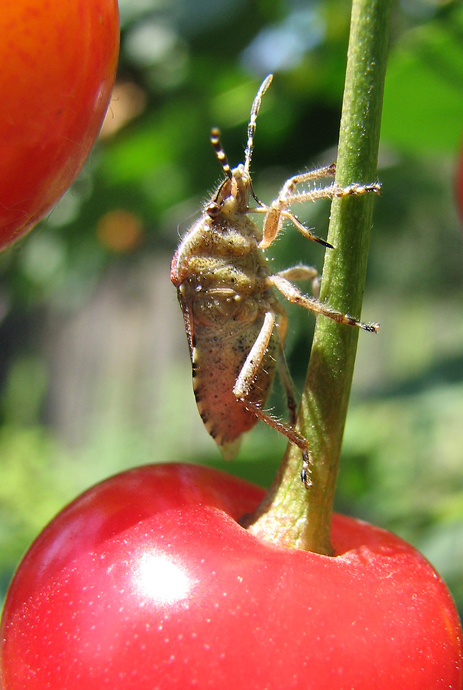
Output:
[{"xmin": 1, "ymin": 0, "xmax": 463, "ymax": 618}]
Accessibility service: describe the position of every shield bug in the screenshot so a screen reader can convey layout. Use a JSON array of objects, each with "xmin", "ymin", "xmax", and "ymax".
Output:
[{"xmin": 171, "ymin": 75, "xmax": 380, "ymax": 485}]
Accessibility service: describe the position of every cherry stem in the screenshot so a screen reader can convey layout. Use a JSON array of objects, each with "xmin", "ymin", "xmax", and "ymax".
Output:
[{"xmin": 247, "ymin": 0, "xmax": 393, "ymax": 553}]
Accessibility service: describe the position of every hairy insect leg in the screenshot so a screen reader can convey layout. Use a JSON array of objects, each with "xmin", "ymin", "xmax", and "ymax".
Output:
[
  {"xmin": 276, "ymin": 264, "xmax": 320, "ymax": 299},
  {"xmin": 281, "ymin": 180, "xmax": 382, "ymax": 208},
  {"xmin": 232, "ymin": 307, "xmax": 313, "ymax": 485},
  {"xmin": 271, "ymin": 301, "xmax": 298, "ymax": 426},
  {"xmin": 300, "ymin": 453, "xmax": 312, "ymax": 488},
  {"xmin": 273, "ymin": 264, "xmax": 320, "ymax": 423},
  {"xmin": 278, "ymin": 163, "xmax": 336, "ymax": 199},
  {"xmin": 274, "ymin": 265, "xmax": 319, "ymax": 426},
  {"xmin": 253, "ymin": 204, "xmax": 333, "ymax": 251},
  {"xmin": 256, "ymin": 164, "xmax": 336, "ymax": 249},
  {"xmin": 232, "ymin": 302, "xmax": 298, "ymax": 423},
  {"xmin": 259, "ymin": 172, "xmax": 381, "ymax": 250},
  {"xmin": 242, "ymin": 398, "xmax": 313, "ymax": 486},
  {"xmin": 277, "ymin": 351, "xmax": 298, "ymax": 425},
  {"xmin": 233, "ymin": 311, "xmax": 276, "ymax": 400},
  {"xmin": 268, "ymin": 274, "xmax": 380, "ymax": 332}
]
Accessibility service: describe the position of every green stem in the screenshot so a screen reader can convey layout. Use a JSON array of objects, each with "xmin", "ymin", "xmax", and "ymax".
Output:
[{"xmin": 247, "ymin": 0, "xmax": 392, "ymax": 553}]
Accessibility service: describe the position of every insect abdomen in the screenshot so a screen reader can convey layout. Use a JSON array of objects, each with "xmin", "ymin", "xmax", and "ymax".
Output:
[{"xmin": 191, "ymin": 318, "xmax": 278, "ymax": 454}]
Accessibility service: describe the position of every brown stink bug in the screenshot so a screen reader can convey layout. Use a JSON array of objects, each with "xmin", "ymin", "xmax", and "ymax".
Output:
[{"xmin": 170, "ymin": 74, "xmax": 380, "ymax": 485}]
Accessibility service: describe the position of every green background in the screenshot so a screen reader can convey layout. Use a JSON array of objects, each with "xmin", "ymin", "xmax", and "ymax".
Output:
[{"xmin": 1, "ymin": 0, "xmax": 462, "ymax": 618}]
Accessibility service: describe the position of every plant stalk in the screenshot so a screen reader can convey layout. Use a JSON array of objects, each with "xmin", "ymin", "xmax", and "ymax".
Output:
[{"xmin": 247, "ymin": 0, "xmax": 392, "ymax": 552}]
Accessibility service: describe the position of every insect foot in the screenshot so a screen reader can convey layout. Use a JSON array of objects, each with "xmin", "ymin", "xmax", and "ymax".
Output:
[{"xmin": 171, "ymin": 74, "xmax": 379, "ymax": 484}]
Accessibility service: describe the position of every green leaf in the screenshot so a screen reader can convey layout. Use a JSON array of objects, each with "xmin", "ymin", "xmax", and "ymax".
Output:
[{"xmin": 381, "ymin": 8, "xmax": 463, "ymax": 154}]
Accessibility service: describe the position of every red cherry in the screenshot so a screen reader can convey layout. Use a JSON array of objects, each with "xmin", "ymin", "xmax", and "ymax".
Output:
[{"xmin": 1, "ymin": 464, "xmax": 461, "ymax": 689}]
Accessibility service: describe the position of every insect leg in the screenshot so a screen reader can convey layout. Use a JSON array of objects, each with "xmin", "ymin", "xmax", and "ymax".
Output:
[
  {"xmin": 268, "ymin": 274, "xmax": 380, "ymax": 332},
  {"xmin": 258, "ymin": 165, "xmax": 336, "ymax": 249},
  {"xmin": 272, "ymin": 267, "xmax": 320, "ymax": 423},
  {"xmin": 233, "ymin": 307, "xmax": 313, "ymax": 486},
  {"xmin": 251, "ymin": 204, "xmax": 332, "ymax": 251},
  {"xmin": 276, "ymin": 265, "xmax": 320, "ymax": 299},
  {"xmin": 260, "ymin": 175, "xmax": 380, "ymax": 250},
  {"xmin": 242, "ymin": 398, "xmax": 312, "ymax": 486},
  {"xmin": 272, "ymin": 301, "xmax": 298, "ymax": 425},
  {"xmin": 233, "ymin": 311, "xmax": 276, "ymax": 400},
  {"xmin": 280, "ymin": 180, "xmax": 382, "ymax": 208},
  {"xmin": 278, "ymin": 163, "xmax": 336, "ymax": 199}
]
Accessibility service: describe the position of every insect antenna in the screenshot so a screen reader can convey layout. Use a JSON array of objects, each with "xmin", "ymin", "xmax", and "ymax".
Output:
[
  {"xmin": 210, "ymin": 128, "xmax": 232, "ymax": 180},
  {"xmin": 244, "ymin": 74, "xmax": 273, "ymax": 174}
]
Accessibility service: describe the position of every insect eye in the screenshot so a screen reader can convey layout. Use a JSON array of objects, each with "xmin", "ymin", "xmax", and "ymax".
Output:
[{"xmin": 206, "ymin": 202, "xmax": 221, "ymax": 218}]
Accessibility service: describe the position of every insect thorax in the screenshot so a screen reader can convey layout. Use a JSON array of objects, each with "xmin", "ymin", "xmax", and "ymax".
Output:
[
  {"xmin": 176, "ymin": 221, "xmax": 268, "ymax": 329},
  {"xmin": 172, "ymin": 164, "xmax": 274, "ymax": 335}
]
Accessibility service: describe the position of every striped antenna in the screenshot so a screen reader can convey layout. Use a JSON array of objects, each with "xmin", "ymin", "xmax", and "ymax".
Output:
[
  {"xmin": 244, "ymin": 74, "xmax": 273, "ymax": 173},
  {"xmin": 210, "ymin": 128, "xmax": 232, "ymax": 180}
]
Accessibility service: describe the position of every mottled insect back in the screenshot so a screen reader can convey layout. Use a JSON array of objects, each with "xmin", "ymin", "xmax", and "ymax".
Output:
[{"xmin": 171, "ymin": 75, "xmax": 380, "ymax": 482}]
